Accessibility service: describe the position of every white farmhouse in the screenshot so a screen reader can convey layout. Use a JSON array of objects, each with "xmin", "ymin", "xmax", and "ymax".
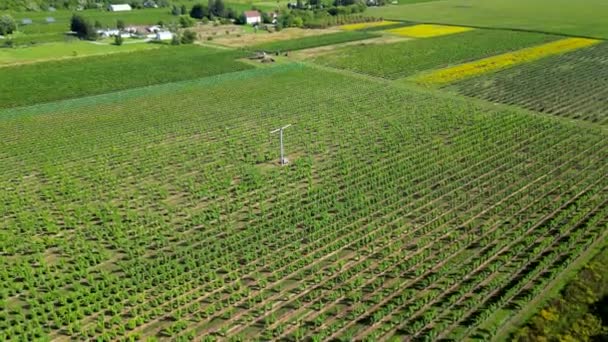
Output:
[
  {"xmin": 109, "ymin": 4, "xmax": 132, "ymax": 11},
  {"xmin": 156, "ymin": 31, "xmax": 174, "ymax": 41},
  {"xmin": 244, "ymin": 10, "xmax": 261, "ymax": 25}
]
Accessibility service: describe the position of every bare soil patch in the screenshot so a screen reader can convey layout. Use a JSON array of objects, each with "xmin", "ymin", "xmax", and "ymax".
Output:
[
  {"xmin": 213, "ymin": 27, "xmax": 341, "ymax": 47},
  {"xmin": 291, "ymin": 35, "xmax": 410, "ymax": 59}
]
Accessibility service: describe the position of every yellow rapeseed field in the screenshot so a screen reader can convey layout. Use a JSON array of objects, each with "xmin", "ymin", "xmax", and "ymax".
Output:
[
  {"xmin": 414, "ymin": 37, "xmax": 600, "ymax": 85},
  {"xmin": 340, "ymin": 21, "xmax": 398, "ymax": 31},
  {"xmin": 387, "ymin": 24, "xmax": 473, "ymax": 38}
]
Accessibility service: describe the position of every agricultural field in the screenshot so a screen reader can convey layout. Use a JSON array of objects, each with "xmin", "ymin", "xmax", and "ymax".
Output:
[
  {"xmin": 1, "ymin": 63, "xmax": 607, "ymax": 341},
  {"xmin": 413, "ymin": 37, "xmax": 600, "ymax": 86},
  {"xmin": 386, "ymin": 24, "xmax": 473, "ymax": 38},
  {"xmin": 2, "ymin": 0, "xmax": 608, "ymax": 340},
  {"xmin": 0, "ymin": 45, "xmax": 250, "ymax": 109},
  {"xmin": 313, "ymin": 29, "xmax": 560, "ymax": 79},
  {"xmin": 368, "ymin": 0, "xmax": 608, "ymax": 39},
  {"xmin": 0, "ymin": 40, "xmax": 159, "ymax": 66},
  {"xmin": 339, "ymin": 20, "xmax": 398, "ymax": 31},
  {"xmin": 251, "ymin": 31, "xmax": 380, "ymax": 53},
  {"xmin": 450, "ymin": 42, "xmax": 608, "ymax": 125},
  {"xmin": 211, "ymin": 27, "xmax": 342, "ymax": 48}
]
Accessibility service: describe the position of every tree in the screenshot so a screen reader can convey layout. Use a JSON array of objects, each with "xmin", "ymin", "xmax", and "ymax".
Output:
[
  {"xmin": 130, "ymin": 0, "xmax": 144, "ymax": 9},
  {"xmin": 208, "ymin": 0, "xmax": 225, "ymax": 17},
  {"xmin": 70, "ymin": 14, "xmax": 97, "ymax": 40},
  {"xmin": 179, "ymin": 16, "xmax": 194, "ymax": 28},
  {"xmin": 180, "ymin": 5, "xmax": 187, "ymax": 14},
  {"xmin": 225, "ymin": 8, "xmax": 237, "ymax": 19},
  {"xmin": 171, "ymin": 5, "xmax": 180, "ymax": 15},
  {"xmin": 214, "ymin": 0, "xmax": 225, "ymax": 17},
  {"xmin": 236, "ymin": 13, "xmax": 247, "ymax": 25},
  {"xmin": 114, "ymin": 35, "xmax": 124, "ymax": 45},
  {"xmin": 181, "ymin": 30, "xmax": 197, "ymax": 44},
  {"xmin": 190, "ymin": 4, "xmax": 209, "ymax": 19},
  {"xmin": 116, "ymin": 19, "xmax": 126, "ymax": 30},
  {"xmin": 0, "ymin": 15, "xmax": 17, "ymax": 36},
  {"xmin": 94, "ymin": 20, "xmax": 103, "ymax": 29}
]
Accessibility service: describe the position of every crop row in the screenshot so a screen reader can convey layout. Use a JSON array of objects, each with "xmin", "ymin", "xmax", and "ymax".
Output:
[{"xmin": 451, "ymin": 42, "xmax": 608, "ymax": 125}]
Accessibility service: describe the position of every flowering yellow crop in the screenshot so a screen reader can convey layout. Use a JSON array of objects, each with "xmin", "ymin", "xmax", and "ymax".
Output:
[
  {"xmin": 387, "ymin": 24, "xmax": 473, "ymax": 38},
  {"xmin": 414, "ymin": 37, "xmax": 600, "ymax": 85},
  {"xmin": 340, "ymin": 21, "xmax": 398, "ymax": 31}
]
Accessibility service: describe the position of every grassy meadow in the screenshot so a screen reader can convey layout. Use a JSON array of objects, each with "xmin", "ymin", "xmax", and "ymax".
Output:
[{"xmin": 0, "ymin": 40, "xmax": 159, "ymax": 66}]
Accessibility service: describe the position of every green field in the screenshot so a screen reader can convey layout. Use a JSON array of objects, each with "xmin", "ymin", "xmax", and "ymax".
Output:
[
  {"xmin": 251, "ymin": 31, "xmax": 380, "ymax": 52},
  {"xmin": 0, "ymin": 40, "xmax": 159, "ymax": 65},
  {"xmin": 451, "ymin": 42, "xmax": 608, "ymax": 125},
  {"xmin": 313, "ymin": 29, "xmax": 559, "ymax": 79},
  {"xmin": 368, "ymin": 0, "xmax": 608, "ymax": 39},
  {"xmin": 1, "ymin": 63, "xmax": 607, "ymax": 341},
  {"xmin": 0, "ymin": 46, "xmax": 251, "ymax": 109}
]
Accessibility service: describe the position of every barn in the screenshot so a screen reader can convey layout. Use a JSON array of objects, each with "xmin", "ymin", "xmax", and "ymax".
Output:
[
  {"xmin": 244, "ymin": 10, "xmax": 261, "ymax": 25},
  {"xmin": 109, "ymin": 4, "xmax": 132, "ymax": 11}
]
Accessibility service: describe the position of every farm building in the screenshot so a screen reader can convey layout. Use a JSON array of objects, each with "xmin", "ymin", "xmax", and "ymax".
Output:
[
  {"xmin": 155, "ymin": 31, "xmax": 173, "ymax": 41},
  {"xmin": 109, "ymin": 4, "xmax": 132, "ymax": 11},
  {"xmin": 97, "ymin": 29, "xmax": 121, "ymax": 38},
  {"xmin": 269, "ymin": 12, "xmax": 278, "ymax": 24},
  {"xmin": 147, "ymin": 25, "xmax": 162, "ymax": 33},
  {"xmin": 244, "ymin": 10, "xmax": 261, "ymax": 25}
]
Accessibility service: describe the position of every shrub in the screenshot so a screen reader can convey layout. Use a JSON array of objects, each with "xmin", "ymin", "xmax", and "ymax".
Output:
[
  {"xmin": 179, "ymin": 16, "xmax": 194, "ymax": 28},
  {"xmin": 181, "ymin": 30, "xmax": 197, "ymax": 44}
]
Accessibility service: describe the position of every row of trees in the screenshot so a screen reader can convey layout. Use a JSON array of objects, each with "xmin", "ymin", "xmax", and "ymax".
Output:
[{"xmin": 189, "ymin": 0, "xmax": 239, "ymax": 21}]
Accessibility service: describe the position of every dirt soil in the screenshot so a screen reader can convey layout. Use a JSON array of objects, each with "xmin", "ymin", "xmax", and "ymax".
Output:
[
  {"xmin": 213, "ymin": 27, "xmax": 341, "ymax": 47},
  {"xmin": 291, "ymin": 35, "xmax": 411, "ymax": 59}
]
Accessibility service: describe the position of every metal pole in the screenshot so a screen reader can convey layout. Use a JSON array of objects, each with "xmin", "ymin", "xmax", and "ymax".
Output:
[
  {"xmin": 270, "ymin": 124, "xmax": 292, "ymax": 166},
  {"xmin": 279, "ymin": 128, "xmax": 284, "ymax": 165}
]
